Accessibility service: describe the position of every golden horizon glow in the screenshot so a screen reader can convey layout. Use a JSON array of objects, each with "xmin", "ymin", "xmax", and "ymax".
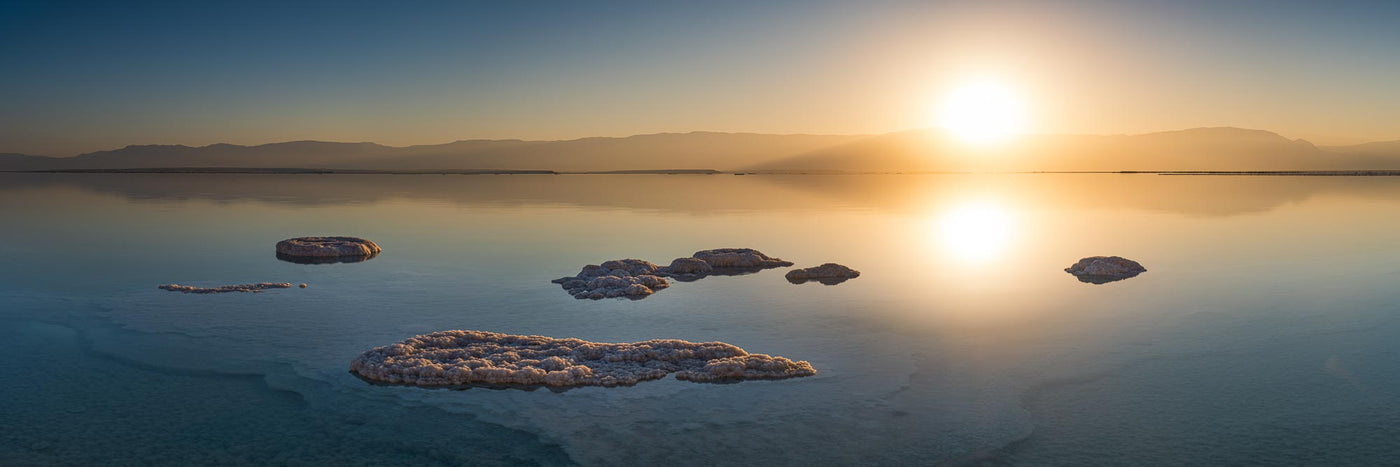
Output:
[{"xmin": 938, "ymin": 81, "xmax": 1029, "ymax": 144}]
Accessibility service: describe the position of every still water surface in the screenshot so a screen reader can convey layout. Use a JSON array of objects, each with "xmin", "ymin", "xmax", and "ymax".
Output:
[{"xmin": 3, "ymin": 173, "xmax": 1400, "ymax": 465}]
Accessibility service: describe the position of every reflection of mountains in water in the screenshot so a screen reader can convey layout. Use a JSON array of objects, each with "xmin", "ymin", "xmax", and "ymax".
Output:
[
  {"xmin": 8, "ymin": 171, "xmax": 1400, "ymax": 218},
  {"xmin": 276, "ymin": 251, "xmax": 379, "ymax": 265}
]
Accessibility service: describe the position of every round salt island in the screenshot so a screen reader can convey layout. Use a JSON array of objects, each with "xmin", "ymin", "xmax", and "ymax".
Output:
[
  {"xmin": 785, "ymin": 263, "xmax": 861, "ymax": 285},
  {"xmin": 275, "ymin": 236, "xmax": 381, "ymax": 264},
  {"xmin": 1065, "ymin": 256, "xmax": 1146, "ymax": 284}
]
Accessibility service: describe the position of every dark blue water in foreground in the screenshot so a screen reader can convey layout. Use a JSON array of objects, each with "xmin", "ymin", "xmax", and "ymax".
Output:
[{"xmin": 4, "ymin": 173, "xmax": 1400, "ymax": 465}]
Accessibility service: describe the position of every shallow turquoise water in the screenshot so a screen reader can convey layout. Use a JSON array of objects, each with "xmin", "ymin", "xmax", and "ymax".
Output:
[{"xmin": 3, "ymin": 173, "xmax": 1400, "ymax": 465}]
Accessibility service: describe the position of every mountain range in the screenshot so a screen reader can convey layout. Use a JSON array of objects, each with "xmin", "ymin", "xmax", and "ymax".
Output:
[{"xmin": 3, "ymin": 128, "xmax": 1399, "ymax": 172}]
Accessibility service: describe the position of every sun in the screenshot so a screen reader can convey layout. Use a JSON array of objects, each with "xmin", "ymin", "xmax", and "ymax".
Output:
[{"xmin": 938, "ymin": 81, "xmax": 1028, "ymax": 144}]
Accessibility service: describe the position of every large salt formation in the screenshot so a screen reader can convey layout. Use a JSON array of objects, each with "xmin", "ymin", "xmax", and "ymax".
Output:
[
  {"xmin": 350, "ymin": 330, "xmax": 816, "ymax": 388},
  {"xmin": 785, "ymin": 263, "xmax": 861, "ymax": 285},
  {"xmin": 275, "ymin": 236, "xmax": 381, "ymax": 263},
  {"xmin": 1065, "ymin": 256, "xmax": 1147, "ymax": 284},
  {"xmin": 158, "ymin": 282, "xmax": 293, "ymax": 294},
  {"xmin": 553, "ymin": 248, "xmax": 793, "ymax": 299}
]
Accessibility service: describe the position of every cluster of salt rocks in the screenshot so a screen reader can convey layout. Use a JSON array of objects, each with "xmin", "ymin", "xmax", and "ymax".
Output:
[
  {"xmin": 349, "ymin": 330, "xmax": 816, "ymax": 388},
  {"xmin": 552, "ymin": 248, "xmax": 794, "ymax": 300},
  {"xmin": 157, "ymin": 282, "xmax": 302, "ymax": 294}
]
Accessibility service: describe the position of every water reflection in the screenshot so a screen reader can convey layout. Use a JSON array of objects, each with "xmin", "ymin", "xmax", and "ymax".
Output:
[
  {"xmin": 785, "ymin": 276, "xmax": 854, "ymax": 285},
  {"xmin": 275, "ymin": 251, "xmax": 379, "ymax": 264},
  {"xmin": 935, "ymin": 200, "xmax": 1016, "ymax": 263},
  {"xmin": 11, "ymin": 172, "xmax": 1400, "ymax": 217},
  {"xmin": 7, "ymin": 172, "xmax": 1400, "ymax": 465}
]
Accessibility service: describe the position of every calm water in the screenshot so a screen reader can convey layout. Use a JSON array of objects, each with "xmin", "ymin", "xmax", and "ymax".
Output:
[{"xmin": 4, "ymin": 173, "xmax": 1400, "ymax": 465}]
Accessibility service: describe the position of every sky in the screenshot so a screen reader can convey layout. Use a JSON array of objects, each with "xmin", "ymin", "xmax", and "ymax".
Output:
[{"xmin": 2, "ymin": 0, "xmax": 1398, "ymax": 156}]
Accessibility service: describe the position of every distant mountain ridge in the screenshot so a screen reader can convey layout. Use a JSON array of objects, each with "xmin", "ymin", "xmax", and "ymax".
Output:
[
  {"xmin": 1, "ymin": 132, "xmax": 863, "ymax": 172},
  {"xmin": 752, "ymin": 127, "xmax": 1376, "ymax": 172},
  {"xmin": 4, "ymin": 128, "xmax": 1400, "ymax": 172}
]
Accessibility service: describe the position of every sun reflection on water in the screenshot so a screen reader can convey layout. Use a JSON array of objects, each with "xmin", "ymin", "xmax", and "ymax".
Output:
[{"xmin": 934, "ymin": 200, "xmax": 1017, "ymax": 263}]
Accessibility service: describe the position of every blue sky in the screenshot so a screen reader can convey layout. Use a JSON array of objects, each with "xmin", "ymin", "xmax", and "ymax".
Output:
[{"xmin": 2, "ymin": 0, "xmax": 1398, "ymax": 155}]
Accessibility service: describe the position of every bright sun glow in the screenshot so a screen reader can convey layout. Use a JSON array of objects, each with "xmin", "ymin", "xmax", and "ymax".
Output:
[
  {"xmin": 938, "ymin": 81, "xmax": 1028, "ymax": 144},
  {"xmin": 936, "ymin": 200, "xmax": 1015, "ymax": 263}
]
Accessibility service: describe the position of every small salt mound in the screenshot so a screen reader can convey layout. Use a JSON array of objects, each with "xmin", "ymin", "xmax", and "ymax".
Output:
[
  {"xmin": 691, "ymin": 248, "xmax": 794, "ymax": 269},
  {"xmin": 785, "ymin": 263, "xmax": 860, "ymax": 285},
  {"xmin": 275, "ymin": 236, "xmax": 381, "ymax": 258},
  {"xmin": 158, "ymin": 283, "xmax": 293, "ymax": 294},
  {"xmin": 658, "ymin": 255, "xmax": 716, "ymax": 276},
  {"xmin": 1065, "ymin": 256, "xmax": 1146, "ymax": 284},
  {"xmin": 551, "ymin": 259, "xmax": 670, "ymax": 300},
  {"xmin": 350, "ymin": 330, "xmax": 816, "ymax": 388}
]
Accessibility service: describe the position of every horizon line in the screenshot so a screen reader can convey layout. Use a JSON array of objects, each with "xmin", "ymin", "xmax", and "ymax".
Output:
[{"xmin": 10, "ymin": 125, "xmax": 1395, "ymax": 159}]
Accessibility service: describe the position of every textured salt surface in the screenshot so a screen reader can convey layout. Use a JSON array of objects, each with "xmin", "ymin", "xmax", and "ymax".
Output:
[
  {"xmin": 350, "ymin": 330, "xmax": 816, "ymax": 387},
  {"xmin": 552, "ymin": 248, "xmax": 793, "ymax": 299},
  {"xmin": 690, "ymin": 248, "xmax": 794, "ymax": 269},
  {"xmin": 157, "ymin": 283, "xmax": 293, "ymax": 294},
  {"xmin": 275, "ymin": 236, "xmax": 381, "ymax": 258},
  {"xmin": 1064, "ymin": 256, "xmax": 1146, "ymax": 284},
  {"xmin": 551, "ymin": 259, "xmax": 670, "ymax": 299},
  {"xmin": 785, "ymin": 263, "xmax": 860, "ymax": 285}
]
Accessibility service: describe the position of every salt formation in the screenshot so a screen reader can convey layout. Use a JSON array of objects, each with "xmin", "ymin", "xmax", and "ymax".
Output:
[
  {"xmin": 158, "ymin": 282, "xmax": 293, "ymax": 294},
  {"xmin": 690, "ymin": 248, "xmax": 795, "ymax": 269},
  {"xmin": 655, "ymin": 249, "xmax": 793, "ymax": 280},
  {"xmin": 1065, "ymin": 256, "xmax": 1147, "ymax": 284},
  {"xmin": 551, "ymin": 259, "xmax": 670, "ymax": 299},
  {"xmin": 349, "ymin": 330, "xmax": 816, "ymax": 388},
  {"xmin": 785, "ymin": 263, "xmax": 861, "ymax": 285},
  {"xmin": 655, "ymin": 257, "xmax": 714, "ymax": 281},
  {"xmin": 553, "ymin": 249, "xmax": 793, "ymax": 299},
  {"xmin": 275, "ymin": 236, "xmax": 381, "ymax": 261}
]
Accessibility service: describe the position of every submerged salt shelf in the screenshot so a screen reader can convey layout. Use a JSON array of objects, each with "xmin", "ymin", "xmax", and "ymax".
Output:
[
  {"xmin": 552, "ymin": 248, "xmax": 793, "ymax": 299},
  {"xmin": 350, "ymin": 330, "xmax": 816, "ymax": 388},
  {"xmin": 157, "ymin": 282, "xmax": 294, "ymax": 294}
]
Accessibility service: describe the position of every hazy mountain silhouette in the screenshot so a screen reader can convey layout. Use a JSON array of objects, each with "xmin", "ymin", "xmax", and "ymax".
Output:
[
  {"xmin": 753, "ymin": 127, "xmax": 1395, "ymax": 172},
  {"xmin": 0, "ymin": 153, "xmax": 64, "ymax": 171},
  {"xmin": 0, "ymin": 133, "xmax": 862, "ymax": 172},
  {"xmin": 1323, "ymin": 140, "xmax": 1400, "ymax": 160},
  {"xmin": 60, "ymin": 141, "xmax": 395, "ymax": 169},
  {"xmin": 3, "ymin": 128, "xmax": 1399, "ymax": 172}
]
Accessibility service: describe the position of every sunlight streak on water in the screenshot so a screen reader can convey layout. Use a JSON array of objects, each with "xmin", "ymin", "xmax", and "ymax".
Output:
[{"xmin": 933, "ymin": 199, "xmax": 1017, "ymax": 264}]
